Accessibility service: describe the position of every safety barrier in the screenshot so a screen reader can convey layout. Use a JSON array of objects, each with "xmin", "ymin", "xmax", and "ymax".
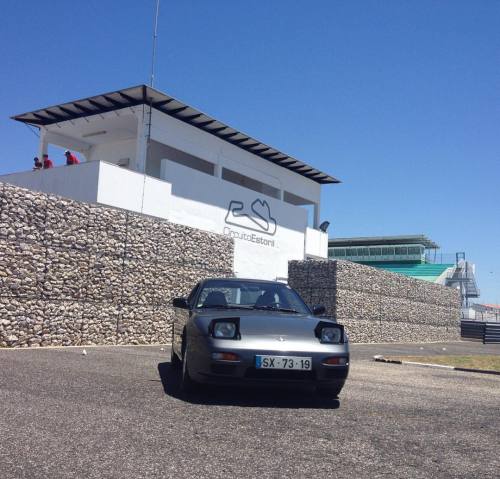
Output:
[
  {"xmin": 461, "ymin": 321, "xmax": 500, "ymax": 344},
  {"xmin": 483, "ymin": 322, "xmax": 500, "ymax": 344}
]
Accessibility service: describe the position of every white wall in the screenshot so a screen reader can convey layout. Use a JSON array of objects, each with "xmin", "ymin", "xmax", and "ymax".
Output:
[
  {"xmin": 0, "ymin": 162, "xmax": 100, "ymax": 204},
  {"xmin": 162, "ymin": 160, "xmax": 308, "ymax": 280},
  {"xmin": 89, "ymin": 139, "xmax": 137, "ymax": 170},
  {"xmin": 0, "ymin": 162, "xmax": 171, "ymax": 221},
  {"xmin": 305, "ymin": 227, "xmax": 328, "ymax": 259},
  {"xmin": 96, "ymin": 162, "xmax": 171, "ymax": 218}
]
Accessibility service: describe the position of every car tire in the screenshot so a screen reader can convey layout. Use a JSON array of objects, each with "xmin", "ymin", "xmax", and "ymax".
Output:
[
  {"xmin": 316, "ymin": 385, "xmax": 342, "ymax": 399},
  {"xmin": 170, "ymin": 346, "xmax": 181, "ymax": 369},
  {"xmin": 180, "ymin": 345, "xmax": 198, "ymax": 394}
]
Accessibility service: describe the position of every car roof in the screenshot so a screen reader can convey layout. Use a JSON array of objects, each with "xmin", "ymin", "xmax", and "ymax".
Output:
[{"xmin": 201, "ymin": 277, "xmax": 287, "ymax": 285}]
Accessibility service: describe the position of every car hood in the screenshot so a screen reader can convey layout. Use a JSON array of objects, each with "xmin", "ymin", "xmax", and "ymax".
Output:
[{"xmin": 193, "ymin": 309, "xmax": 337, "ymax": 338}]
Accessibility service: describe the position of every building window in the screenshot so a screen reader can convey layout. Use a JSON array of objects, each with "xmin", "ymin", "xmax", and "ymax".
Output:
[
  {"xmin": 370, "ymin": 247, "xmax": 382, "ymax": 256},
  {"xmin": 407, "ymin": 246, "xmax": 421, "ymax": 255},
  {"xmin": 395, "ymin": 247, "xmax": 408, "ymax": 255},
  {"xmin": 283, "ymin": 191, "xmax": 313, "ymax": 206},
  {"xmin": 150, "ymin": 140, "xmax": 215, "ymax": 177},
  {"xmin": 222, "ymin": 168, "xmax": 280, "ymax": 199},
  {"xmin": 167, "ymin": 150, "xmax": 215, "ymax": 175}
]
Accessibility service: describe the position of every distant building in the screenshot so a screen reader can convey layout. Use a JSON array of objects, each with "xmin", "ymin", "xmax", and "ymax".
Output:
[
  {"xmin": 328, "ymin": 235, "xmax": 479, "ymax": 307},
  {"xmin": 329, "ymin": 234, "xmax": 439, "ymax": 263},
  {"xmin": 467, "ymin": 304, "xmax": 500, "ymax": 322},
  {"xmin": 328, "ymin": 235, "xmax": 451, "ymax": 281}
]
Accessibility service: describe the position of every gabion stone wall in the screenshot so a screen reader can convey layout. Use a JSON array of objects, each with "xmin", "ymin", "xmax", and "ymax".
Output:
[
  {"xmin": 289, "ymin": 260, "xmax": 460, "ymax": 343},
  {"xmin": 0, "ymin": 182, "xmax": 233, "ymax": 348}
]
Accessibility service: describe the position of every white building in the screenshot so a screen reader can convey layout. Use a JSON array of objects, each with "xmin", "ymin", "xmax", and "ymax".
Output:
[{"xmin": 3, "ymin": 85, "xmax": 339, "ymax": 280}]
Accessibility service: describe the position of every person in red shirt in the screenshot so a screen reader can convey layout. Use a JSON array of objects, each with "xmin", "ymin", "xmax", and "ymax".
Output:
[
  {"xmin": 42, "ymin": 154, "xmax": 54, "ymax": 169},
  {"xmin": 64, "ymin": 150, "xmax": 80, "ymax": 165}
]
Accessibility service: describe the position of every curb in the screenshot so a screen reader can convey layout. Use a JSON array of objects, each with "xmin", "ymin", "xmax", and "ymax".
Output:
[
  {"xmin": 373, "ymin": 355, "xmax": 500, "ymax": 376},
  {"xmin": 0, "ymin": 343, "xmax": 172, "ymax": 351}
]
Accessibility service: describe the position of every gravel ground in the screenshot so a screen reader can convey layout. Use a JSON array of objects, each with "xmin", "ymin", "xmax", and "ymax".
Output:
[{"xmin": 0, "ymin": 342, "xmax": 499, "ymax": 479}]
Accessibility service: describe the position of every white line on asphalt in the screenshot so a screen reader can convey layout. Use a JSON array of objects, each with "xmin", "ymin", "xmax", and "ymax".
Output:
[{"xmin": 403, "ymin": 361, "xmax": 455, "ymax": 370}]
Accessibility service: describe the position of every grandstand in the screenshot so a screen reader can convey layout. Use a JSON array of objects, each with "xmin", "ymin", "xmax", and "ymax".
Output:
[
  {"xmin": 328, "ymin": 235, "xmax": 479, "ymax": 307},
  {"xmin": 363, "ymin": 262, "xmax": 453, "ymax": 283}
]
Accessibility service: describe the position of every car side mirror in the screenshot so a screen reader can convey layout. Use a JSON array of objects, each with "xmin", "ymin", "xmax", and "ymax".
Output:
[
  {"xmin": 172, "ymin": 297, "xmax": 189, "ymax": 309},
  {"xmin": 312, "ymin": 304, "xmax": 326, "ymax": 316}
]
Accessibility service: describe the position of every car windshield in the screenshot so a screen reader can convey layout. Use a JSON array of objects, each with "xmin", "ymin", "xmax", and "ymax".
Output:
[{"xmin": 195, "ymin": 279, "xmax": 311, "ymax": 314}]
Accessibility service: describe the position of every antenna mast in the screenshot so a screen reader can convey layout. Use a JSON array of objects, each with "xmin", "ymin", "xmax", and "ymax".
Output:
[
  {"xmin": 150, "ymin": 0, "xmax": 161, "ymax": 87},
  {"xmin": 142, "ymin": 0, "xmax": 160, "ymax": 213}
]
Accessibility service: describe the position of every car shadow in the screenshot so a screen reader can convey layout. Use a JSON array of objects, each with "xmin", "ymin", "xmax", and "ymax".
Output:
[{"xmin": 157, "ymin": 361, "xmax": 340, "ymax": 409}]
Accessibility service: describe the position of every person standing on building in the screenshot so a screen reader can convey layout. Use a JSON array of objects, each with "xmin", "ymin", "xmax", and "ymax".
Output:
[
  {"xmin": 64, "ymin": 150, "xmax": 80, "ymax": 165},
  {"xmin": 42, "ymin": 154, "xmax": 54, "ymax": 169},
  {"xmin": 33, "ymin": 157, "xmax": 42, "ymax": 170}
]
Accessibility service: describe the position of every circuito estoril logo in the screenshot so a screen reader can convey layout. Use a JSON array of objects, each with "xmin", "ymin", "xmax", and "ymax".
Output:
[{"xmin": 224, "ymin": 198, "xmax": 277, "ymax": 236}]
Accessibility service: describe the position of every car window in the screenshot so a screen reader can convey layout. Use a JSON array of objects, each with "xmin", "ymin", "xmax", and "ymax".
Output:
[
  {"xmin": 195, "ymin": 280, "xmax": 310, "ymax": 314},
  {"xmin": 187, "ymin": 283, "xmax": 200, "ymax": 306}
]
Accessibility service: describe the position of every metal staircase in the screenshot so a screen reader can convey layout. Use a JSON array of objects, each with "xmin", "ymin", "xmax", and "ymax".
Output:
[{"xmin": 446, "ymin": 253, "xmax": 480, "ymax": 307}]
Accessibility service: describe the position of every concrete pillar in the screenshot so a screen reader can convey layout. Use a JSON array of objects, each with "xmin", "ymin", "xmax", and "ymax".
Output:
[
  {"xmin": 135, "ymin": 107, "xmax": 148, "ymax": 173},
  {"xmin": 160, "ymin": 158, "xmax": 170, "ymax": 180},
  {"xmin": 214, "ymin": 163, "xmax": 222, "ymax": 178},
  {"xmin": 313, "ymin": 202, "xmax": 320, "ymax": 229},
  {"xmin": 37, "ymin": 128, "xmax": 48, "ymax": 159}
]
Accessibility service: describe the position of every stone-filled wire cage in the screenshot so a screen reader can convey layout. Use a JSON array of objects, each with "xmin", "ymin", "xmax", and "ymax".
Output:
[
  {"xmin": 0, "ymin": 182, "xmax": 234, "ymax": 347},
  {"xmin": 288, "ymin": 259, "xmax": 461, "ymax": 343}
]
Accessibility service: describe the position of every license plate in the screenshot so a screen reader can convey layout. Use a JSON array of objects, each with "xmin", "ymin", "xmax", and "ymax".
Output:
[{"xmin": 255, "ymin": 355, "xmax": 312, "ymax": 370}]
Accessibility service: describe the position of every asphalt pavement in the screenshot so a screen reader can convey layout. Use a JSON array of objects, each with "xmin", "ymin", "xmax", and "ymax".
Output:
[{"xmin": 0, "ymin": 341, "xmax": 499, "ymax": 479}]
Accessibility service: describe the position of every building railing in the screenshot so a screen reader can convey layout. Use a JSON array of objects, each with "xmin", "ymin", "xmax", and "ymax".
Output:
[
  {"xmin": 327, "ymin": 249, "xmax": 461, "ymax": 265},
  {"xmin": 327, "ymin": 253, "xmax": 425, "ymax": 263},
  {"xmin": 424, "ymin": 253, "xmax": 458, "ymax": 264}
]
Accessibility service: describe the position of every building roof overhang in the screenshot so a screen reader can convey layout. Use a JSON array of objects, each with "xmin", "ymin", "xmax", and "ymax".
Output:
[
  {"xmin": 11, "ymin": 84, "xmax": 340, "ymax": 185},
  {"xmin": 328, "ymin": 235, "xmax": 440, "ymax": 249}
]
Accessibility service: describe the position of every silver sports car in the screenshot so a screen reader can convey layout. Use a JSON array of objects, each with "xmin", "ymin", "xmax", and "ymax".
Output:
[{"xmin": 171, "ymin": 278, "xmax": 349, "ymax": 398}]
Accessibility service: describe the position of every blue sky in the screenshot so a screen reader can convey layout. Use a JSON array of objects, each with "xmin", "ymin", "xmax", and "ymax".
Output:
[{"xmin": 1, "ymin": 0, "xmax": 499, "ymax": 303}]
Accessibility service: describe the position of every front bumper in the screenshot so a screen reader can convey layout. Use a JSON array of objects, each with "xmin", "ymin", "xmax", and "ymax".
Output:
[{"xmin": 188, "ymin": 336, "xmax": 350, "ymax": 388}]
